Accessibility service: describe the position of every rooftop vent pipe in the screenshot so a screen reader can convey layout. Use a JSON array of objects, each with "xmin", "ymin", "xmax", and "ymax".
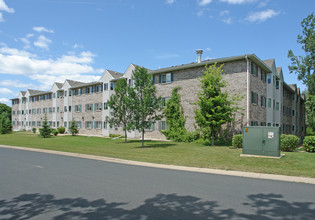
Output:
[{"xmin": 196, "ymin": 49, "xmax": 203, "ymax": 63}]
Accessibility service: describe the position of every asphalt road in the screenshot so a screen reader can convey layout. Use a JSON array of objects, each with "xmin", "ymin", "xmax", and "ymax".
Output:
[{"xmin": 0, "ymin": 148, "xmax": 315, "ymax": 220}]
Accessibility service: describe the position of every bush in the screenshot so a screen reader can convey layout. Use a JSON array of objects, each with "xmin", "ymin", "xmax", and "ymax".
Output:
[
  {"xmin": 303, "ymin": 136, "xmax": 315, "ymax": 152},
  {"xmin": 280, "ymin": 134, "xmax": 299, "ymax": 152},
  {"xmin": 52, "ymin": 129, "xmax": 59, "ymax": 136},
  {"xmin": 57, "ymin": 127, "xmax": 65, "ymax": 134},
  {"xmin": 232, "ymin": 134, "xmax": 243, "ymax": 148},
  {"xmin": 306, "ymin": 127, "xmax": 315, "ymax": 136},
  {"xmin": 109, "ymin": 134, "xmax": 125, "ymax": 138},
  {"xmin": 32, "ymin": 128, "xmax": 36, "ymax": 133}
]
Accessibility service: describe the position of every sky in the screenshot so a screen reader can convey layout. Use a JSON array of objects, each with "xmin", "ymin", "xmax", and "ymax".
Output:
[{"xmin": 0, "ymin": 0, "xmax": 314, "ymax": 106}]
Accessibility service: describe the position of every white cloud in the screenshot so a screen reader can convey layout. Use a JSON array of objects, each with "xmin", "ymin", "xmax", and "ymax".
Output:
[
  {"xmin": 222, "ymin": 17, "xmax": 232, "ymax": 24},
  {"xmin": 0, "ymin": 97, "xmax": 10, "ymax": 104},
  {"xmin": 34, "ymin": 35, "xmax": 52, "ymax": 50},
  {"xmin": 0, "ymin": 88, "xmax": 15, "ymax": 94},
  {"xmin": 0, "ymin": 46, "xmax": 36, "ymax": 57},
  {"xmin": 0, "ymin": 12, "xmax": 3, "ymax": 22},
  {"xmin": 220, "ymin": 0, "xmax": 256, "ymax": 4},
  {"xmin": 0, "ymin": 80, "xmax": 35, "ymax": 88},
  {"xmin": 0, "ymin": 0, "xmax": 14, "ymax": 13},
  {"xmin": 198, "ymin": 0, "xmax": 212, "ymax": 6},
  {"xmin": 246, "ymin": 9, "xmax": 280, "ymax": 23},
  {"xmin": 33, "ymin": 26, "xmax": 54, "ymax": 33},
  {"xmin": 166, "ymin": 0, "xmax": 175, "ymax": 4}
]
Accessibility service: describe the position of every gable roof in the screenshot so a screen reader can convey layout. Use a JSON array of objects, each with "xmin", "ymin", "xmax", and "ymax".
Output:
[
  {"xmin": 107, "ymin": 70, "xmax": 123, "ymax": 79},
  {"xmin": 27, "ymin": 89, "xmax": 51, "ymax": 96},
  {"xmin": 55, "ymin": 82, "xmax": 63, "ymax": 89},
  {"xmin": 263, "ymin": 59, "xmax": 275, "ymax": 69},
  {"xmin": 21, "ymin": 91, "xmax": 26, "ymax": 96}
]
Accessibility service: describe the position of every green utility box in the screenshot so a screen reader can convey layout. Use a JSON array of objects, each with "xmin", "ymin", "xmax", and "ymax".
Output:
[{"xmin": 242, "ymin": 126, "xmax": 280, "ymax": 157}]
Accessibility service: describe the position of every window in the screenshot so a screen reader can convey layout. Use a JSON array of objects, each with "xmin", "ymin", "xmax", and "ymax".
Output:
[
  {"xmin": 64, "ymin": 91, "xmax": 67, "ymax": 96},
  {"xmin": 95, "ymin": 84, "xmax": 103, "ymax": 93},
  {"xmin": 158, "ymin": 121, "xmax": 168, "ymax": 131},
  {"xmin": 64, "ymin": 122, "xmax": 67, "ymax": 128},
  {"xmin": 261, "ymin": 70, "xmax": 266, "ymax": 83},
  {"xmin": 64, "ymin": 106, "xmax": 67, "ymax": 112},
  {"xmin": 95, "ymin": 103, "xmax": 102, "ymax": 111},
  {"xmin": 104, "ymin": 121, "xmax": 108, "ymax": 129},
  {"xmin": 251, "ymin": 91, "xmax": 258, "ymax": 105},
  {"xmin": 276, "ymin": 102, "xmax": 280, "ymax": 111},
  {"xmin": 85, "ymin": 104, "xmax": 93, "ymax": 111},
  {"xmin": 273, "ymin": 99, "xmax": 275, "ymax": 109},
  {"xmin": 85, "ymin": 121, "xmax": 93, "ymax": 129},
  {"xmin": 161, "ymin": 97, "xmax": 170, "ymax": 106},
  {"xmin": 69, "ymin": 106, "xmax": 71, "ymax": 112},
  {"xmin": 75, "ymin": 121, "xmax": 81, "ymax": 128},
  {"xmin": 104, "ymin": 102, "xmax": 108, "ymax": 110},
  {"xmin": 251, "ymin": 62, "xmax": 258, "ymax": 77},
  {"xmin": 250, "ymin": 121, "xmax": 258, "ymax": 126},
  {"xmin": 129, "ymin": 79, "xmax": 134, "ymax": 87},
  {"xmin": 49, "ymin": 107, "xmax": 52, "ymax": 113},
  {"xmin": 57, "ymin": 107, "xmax": 59, "ymax": 113},
  {"xmin": 159, "ymin": 73, "xmax": 173, "ymax": 84},
  {"xmin": 110, "ymin": 82, "xmax": 115, "ymax": 90},
  {"xmin": 69, "ymin": 90, "xmax": 72, "ymax": 96},
  {"xmin": 37, "ymin": 108, "xmax": 41, "ymax": 114},
  {"xmin": 12, "ymin": 111, "xmax": 15, "ymax": 115},
  {"xmin": 151, "ymin": 122, "xmax": 155, "ymax": 131},
  {"xmin": 261, "ymin": 96, "xmax": 266, "ymax": 107},
  {"xmin": 94, "ymin": 121, "xmax": 102, "ymax": 129},
  {"xmin": 292, "ymin": 110, "xmax": 295, "ymax": 116},
  {"xmin": 276, "ymin": 80, "xmax": 279, "ymax": 89},
  {"xmin": 267, "ymin": 74, "xmax": 271, "ymax": 84},
  {"xmin": 260, "ymin": 122, "xmax": 266, "ymax": 126},
  {"xmin": 37, "ymin": 121, "xmax": 41, "ymax": 127},
  {"xmin": 104, "ymin": 83, "xmax": 108, "ymax": 90},
  {"xmin": 268, "ymin": 123, "xmax": 271, "ymax": 126},
  {"xmin": 75, "ymin": 105, "xmax": 81, "ymax": 112}
]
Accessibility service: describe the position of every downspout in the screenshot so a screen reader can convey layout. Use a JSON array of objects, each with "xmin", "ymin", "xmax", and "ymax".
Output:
[{"xmin": 245, "ymin": 55, "xmax": 250, "ymax": 126}]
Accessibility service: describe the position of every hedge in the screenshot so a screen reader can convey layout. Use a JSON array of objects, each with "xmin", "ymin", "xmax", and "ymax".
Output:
[
  {"xmin": 280, "ymin": 134, "xmax": 299, "ymax": 152},
  {"xmin": 303, "ymin": 136, "xmax": 315, "ymax": 152}
]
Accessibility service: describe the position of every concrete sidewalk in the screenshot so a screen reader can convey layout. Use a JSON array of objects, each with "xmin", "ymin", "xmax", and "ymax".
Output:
[{"xmin": 1, "ymin": 144, "xmax": 315, "ymax": 185}]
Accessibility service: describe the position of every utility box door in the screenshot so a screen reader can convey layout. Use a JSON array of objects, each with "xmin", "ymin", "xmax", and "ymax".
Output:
[{"xmin": 243, "ymin": 126, "xmax": 280, "ymax": 157}]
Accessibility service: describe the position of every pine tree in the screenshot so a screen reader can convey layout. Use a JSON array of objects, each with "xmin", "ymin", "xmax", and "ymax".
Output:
[
  {"xmin": 69, "ymin": 119, "xmax": 79, "ymax": 136},
  {"xmin": 194, "ymin": 63, "xmax": 240, "ymax": 146},
  {"xmin": 130, "ymin": 66, "xmax": 163, "ymax": 147},
  {"xmin": 39, "ymin": 114, "xmax": 51, "ymax": 138},
  {"xmin": 0, "ymin": 112, "xmax": 12, "ymax": 134}
]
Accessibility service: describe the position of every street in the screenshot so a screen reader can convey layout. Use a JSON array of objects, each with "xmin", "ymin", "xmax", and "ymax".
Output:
[{"xmin": 0, "ymin": 147, "xmax": 314, "ymax": 219}]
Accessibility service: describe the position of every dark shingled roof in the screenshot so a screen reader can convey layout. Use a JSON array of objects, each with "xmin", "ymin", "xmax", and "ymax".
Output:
[
  {"xmin": 107, "ymin": 70, "xmax": 123, "ymax": 79},
  {"xmin": 149, "ymin": 54, "xmax": 272, "ymax": 74},
  {"xmin": 21, "ymin": 91, "xmax": 26, "ymax": 96},
  {"xmin": 66, "ymin": 80, "xmax": 87, "ymax": 87},
  {"xmin": 55, "ymin": 82, "xmax": 63, "ymax": 89},
  {"xmin": 28, "ymin": 89, "xmax": 52, "ymax": 96}
]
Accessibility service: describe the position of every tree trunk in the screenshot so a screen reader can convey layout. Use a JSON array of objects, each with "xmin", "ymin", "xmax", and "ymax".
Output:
[
  {"xmin": 124, "ymin": 129, "xmax": 127, "ymax": 143},
  {"xmin": 142, "ymin": 129, "xmax": 145, "ymax": 147}
]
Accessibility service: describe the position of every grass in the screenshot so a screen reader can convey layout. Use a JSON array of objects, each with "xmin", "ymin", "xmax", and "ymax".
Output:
[{"xmin": 1, "ymin": 132, "xmax": 315, "ymax": 178}]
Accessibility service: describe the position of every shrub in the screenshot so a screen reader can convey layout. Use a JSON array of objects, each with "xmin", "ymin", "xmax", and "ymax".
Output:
[
  {"xmin": 109, "ymin": 134, "xmax": 125, "ymax": 138},
  {"xmin": 232, "ymin": 134, "xmax": 243, "ymax": 148},
  {"xmin": 57, "ymin": 127, "xmax": 65, "ymax": 134},
  {"xmin": 280, "ymin": 134, "xmax": 299, "ymax": 152},
  {"xmin": 52, "ymin": 129, "xmax": 59, "ymax": 136},
  {"xmin": 32, "ymin": 128, "xmax": 36, "ymax": 133},
  {"xmin": 303, "ymin": 136, "xmax": 315, "ymax": 152},
  {"xmin": 306, "ymin": 127, "xmax": 315, "ymax": 136}
]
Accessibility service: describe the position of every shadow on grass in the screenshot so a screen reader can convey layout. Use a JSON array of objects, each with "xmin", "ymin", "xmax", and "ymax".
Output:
[
  {"xmin": 0, "ymin": 193, "xmax": 314, "ymax": 219},
  {"xmin": 113, "ymin": 139, "xmax": 176, "ymax": 148}
]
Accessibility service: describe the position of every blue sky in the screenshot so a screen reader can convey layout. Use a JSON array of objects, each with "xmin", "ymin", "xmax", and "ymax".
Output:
[{"xmin": 0, "ymin": 0, "xmax": 314, "ymax": 106}]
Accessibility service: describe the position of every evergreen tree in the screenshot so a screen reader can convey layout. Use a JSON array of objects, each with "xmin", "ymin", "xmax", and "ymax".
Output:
[
  {"xmin": 163, "ymin": 87, "xmax": 187, "ymax": 141},
  {"xmin": 0, "ymin": 112, "xmax": 12, "ymax": 134},
  {"xmin": 194, "ymin": 63, "xmax": 240, "ymax": 146},
  {"xmin": 288, "ymin": 13, "xmax": 315, "ymax": 131},
  {"xmin": 69, "ymin": 119, "xmax": 79, "ymax": 136},
  {"xmin": 108, "ymin": 78, "xmax": 134, "ymax": 143},
  {"xmin": 130, "ymin": 66, "xmax": 163, "ymax": 147},
  {"xmin": 39, "ymin": 114, "xmax": 51, "ymax": 138}
]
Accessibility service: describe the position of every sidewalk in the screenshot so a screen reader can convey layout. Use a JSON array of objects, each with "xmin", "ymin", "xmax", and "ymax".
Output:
[{"xmin": 1, "ymin": 144, "xmax": 315, "ymax": 185}]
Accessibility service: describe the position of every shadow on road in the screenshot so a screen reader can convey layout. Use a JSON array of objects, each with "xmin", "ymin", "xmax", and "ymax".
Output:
[{"xmin": 0, "ymin": 193, "xmax": 314, "ymax": 219}]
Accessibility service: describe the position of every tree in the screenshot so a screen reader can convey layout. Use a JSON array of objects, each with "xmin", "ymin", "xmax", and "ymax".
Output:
[
  {"xmin": 130, "ymin": 66, "xmax": 163, "ymax": 147},
  {"xmin": 194, "ymin": 63, "xmax": 240, "ymax": 146},
  {"xmin": 108, "ymin": 78, "xmax": 134, "ymax": 143},
  {"xmin": 162, "ymin": 87, "xmax": 187, "ymax": 141},
  {"xmin": 69, "ymin": 119, "xmax": 79, "ymax": 136},
  {"xmin": 39, "ymin": 114, "xmax": 51, "ymax": 138},
  {"xmin": 288, "ymin": 13, "xmax": 315, "ymax": 130},
  {"xmin": 0, "ymin": 103, "xmax": 11, "ymax": 117},
  {"xmin": 0, "ymin": 112, "xmax": 12, "ymax": 134}
]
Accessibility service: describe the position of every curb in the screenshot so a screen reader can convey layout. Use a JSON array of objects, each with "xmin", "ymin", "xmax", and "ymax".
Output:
[{"xmin": 1, "ymin": 144, "xmax": 315, "ymax": 185}]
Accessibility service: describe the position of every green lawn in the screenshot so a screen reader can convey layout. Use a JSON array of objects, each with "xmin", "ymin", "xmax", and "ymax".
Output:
[{"xmin": 1, "ymin": 132, "xmax": 315, "ymax": 178}]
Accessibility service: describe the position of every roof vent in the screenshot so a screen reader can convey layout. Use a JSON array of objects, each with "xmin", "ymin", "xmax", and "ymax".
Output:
[{"xmin": 196, "ymin": 49, "xmax": 203, "ymax": 63}]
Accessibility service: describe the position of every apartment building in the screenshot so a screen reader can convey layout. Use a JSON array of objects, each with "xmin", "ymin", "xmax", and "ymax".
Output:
[{"xmin": 11, "ymin": 52, "xmax": 306, "ymax": 140}]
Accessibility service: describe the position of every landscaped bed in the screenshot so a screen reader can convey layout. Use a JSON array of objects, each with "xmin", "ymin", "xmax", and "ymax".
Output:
[{"xmin": 1, "ymin": 131, "xmax": 315, "ymax": 178}]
